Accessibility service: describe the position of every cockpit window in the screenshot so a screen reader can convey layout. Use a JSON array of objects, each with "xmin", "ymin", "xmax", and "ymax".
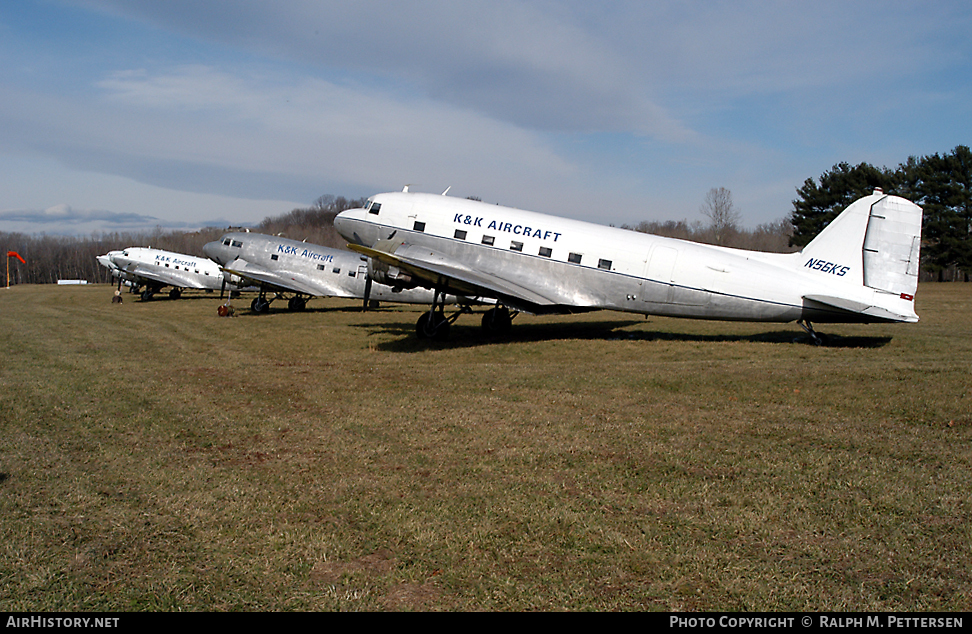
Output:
[
  {"xmin": 223, "ymin": 239, "xmax": 231, "ymax": 246},
  {"xmin": 231, "ymin": 240, "xmax": 243, "ymax": 248},
  {"xmin": 368, "ymin": 201, "xmax": 381, "ymax": 215}
]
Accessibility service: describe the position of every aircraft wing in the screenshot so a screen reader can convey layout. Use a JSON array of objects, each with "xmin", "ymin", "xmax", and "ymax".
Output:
[
  {"xmin": 348, "ymin": 242, "xmax": 559, "ymax": 308},
  {"xmin": 125, "ymin": 263, "xmax": 212, "ymax": 290},
  {"xmin": 221, "ymin": 259, "xmax": 354, "ymax": 298}
]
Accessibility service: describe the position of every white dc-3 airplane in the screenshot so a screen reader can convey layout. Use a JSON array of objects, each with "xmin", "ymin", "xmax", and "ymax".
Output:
[
  {"xmin": 202, "ymin": 231, "xmax": 457, "ymax": 314},
  {"xmin": 99, "ymin": 247, "xmax": 233, "ymax": 301},
  {"xmin": 333, "ymin": 187, "xmax": 922, "ymax": 343}
]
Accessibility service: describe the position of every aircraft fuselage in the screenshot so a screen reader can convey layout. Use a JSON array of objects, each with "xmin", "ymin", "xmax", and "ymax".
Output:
[
  {"xmin": 203, "ymin": 231, "xmax": 447, "ymax": 304},
  {"xmin": 334, "ymin": 191, "xmax": 920, "ymax": 325}
]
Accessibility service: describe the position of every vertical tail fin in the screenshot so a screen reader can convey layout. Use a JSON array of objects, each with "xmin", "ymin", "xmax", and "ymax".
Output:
[{"xmin": 800, "ymin": 191, "xmax": 922, "ymax": 298}]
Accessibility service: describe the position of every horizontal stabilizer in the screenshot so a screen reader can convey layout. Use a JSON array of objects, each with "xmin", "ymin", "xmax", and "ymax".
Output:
[{"xmin": 803, "ymin": 294, "xmax": 917, "ymax": 323}]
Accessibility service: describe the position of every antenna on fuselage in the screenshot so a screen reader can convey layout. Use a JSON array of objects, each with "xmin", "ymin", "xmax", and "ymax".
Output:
[{"xmin": 441, "ymin": 186, "xmax": 451, "ymax": 196}]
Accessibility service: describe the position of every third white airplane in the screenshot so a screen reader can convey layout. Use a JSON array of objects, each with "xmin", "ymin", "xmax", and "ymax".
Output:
[
  {"xmin": 333, "ymin": 187, "xmax": 922, "ymax": 343},
  {"xmin": 104, "ymin": 247, "xmax": 232, "ymax": 301}
]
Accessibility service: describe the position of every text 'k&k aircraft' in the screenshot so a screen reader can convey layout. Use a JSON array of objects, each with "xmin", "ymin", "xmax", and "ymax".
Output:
[
  {"xmin": 333, "ymin": 187, "xmax": 922, "ymax": 343},
  {"xmin": 203, "ymin": 231, "xmax": 460, "ymax": 314}
]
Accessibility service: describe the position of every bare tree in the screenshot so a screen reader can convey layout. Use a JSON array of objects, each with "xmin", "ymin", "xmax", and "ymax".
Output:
[{"xmin": 700, "ymin": 187, "xmax": 741, "ymax": 246}]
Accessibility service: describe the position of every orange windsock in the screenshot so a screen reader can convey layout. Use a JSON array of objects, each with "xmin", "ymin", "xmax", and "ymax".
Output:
[{"xmin": 7, "ymin": 251, "xmax": 26, "ymax": 264}]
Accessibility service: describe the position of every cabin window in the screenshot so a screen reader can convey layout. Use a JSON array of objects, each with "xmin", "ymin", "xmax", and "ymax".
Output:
[
  {"xmin": 413, "ymin": 221, "xmax": 426, "ymax": 232},
  {"xmin": 348, "ymin": 270, "xmax": 356, "ymax": 277},
  {"xmin": 568, "ymin": 252, "xmax": 582, "ymax": 264},
  {"xmin": 539, "ymin": 247, "xmax": 552, "ymax": 258},
  {"xmin": 482, "ymin": 235, "xmax": 495, "ymax": 246},
  {"xmin": 368, "ymin": 202, "xmax": 381, "ymax": 215},
  {"xmin": 165, "ymin": 263, "xmax": 170, "ymax": 268},
  {"xmin": 454, "ymin": 229, "xmax": 467, "ymax": 240},
  {"xmin": 510, "ymin": 241, "xmax": 523, "ymax": 252},
  {"xmin": 332, "ymin": 267, "xmax": 341, "ymax": 274},
  {"xmin": 271, "ymin": 254, "xmax": 278, "ymax": 261},
  {"xmin": 598, "ymin": 259, "xmax": 612, "ymax": 270}
]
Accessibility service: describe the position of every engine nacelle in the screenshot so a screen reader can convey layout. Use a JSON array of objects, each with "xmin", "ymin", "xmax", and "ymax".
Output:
[{"xmin": 368, "ymin": 260, "xmax": 415, "ymax": 289}]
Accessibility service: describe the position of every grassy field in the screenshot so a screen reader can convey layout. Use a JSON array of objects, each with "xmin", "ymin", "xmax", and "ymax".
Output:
[{"xmin": 1, "ymin": 283, "xmax": 970, "ymax": 611}]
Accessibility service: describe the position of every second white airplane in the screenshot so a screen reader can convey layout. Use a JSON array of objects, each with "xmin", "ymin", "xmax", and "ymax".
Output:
[
  {"xmin": 333, "ymin": 188, "xmax": 922, "ymax": 343},
  {"xmin": 203, "ymin": 231, "xmax": 457, "ymax": 313}
]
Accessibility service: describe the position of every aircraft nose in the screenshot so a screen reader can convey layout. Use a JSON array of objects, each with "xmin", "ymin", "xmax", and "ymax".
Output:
[
  {"xmin": 334, "ymin": 209, "xmax": 366, "ymax": 245},
  {"xmin": 202, "ymin": 240, "xmax": 222, "ymax": 263},
  {"xmin": 333, "ymin": 214, "xmax": 350, "ymax": 239}
]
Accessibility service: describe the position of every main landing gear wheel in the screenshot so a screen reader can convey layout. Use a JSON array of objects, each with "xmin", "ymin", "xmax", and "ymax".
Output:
[
  {"xmin": 481, "ymin": 306, "xmax": 513, "ymax": 336},
  {"xmin": 251, "ymin": 297, "xmax": 271, "ymax": 314},
  {"xmin": 140, "ymin": 290, "xmax": 153, "ymax": 301},
  {"xmin": 169, "ymin": 288, "xmax": 182, "ymax": 300},
  {"xmin": 416, "ymin": 310, "xmax": 450, "ymax": 340},
  {"xmin": 287, "ymin": 296, "xmax": 307, "ymax": 311}
]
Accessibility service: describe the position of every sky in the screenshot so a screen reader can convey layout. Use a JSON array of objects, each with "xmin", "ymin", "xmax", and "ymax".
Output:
[{"xmin": 1, "ymin": 0, "xmax": 970, "ymax": 236}]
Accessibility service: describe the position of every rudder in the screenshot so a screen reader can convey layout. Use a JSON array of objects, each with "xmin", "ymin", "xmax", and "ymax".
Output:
[{"xmin": 861, "ymin": 196, "xmax": 922, "ymax": 298}]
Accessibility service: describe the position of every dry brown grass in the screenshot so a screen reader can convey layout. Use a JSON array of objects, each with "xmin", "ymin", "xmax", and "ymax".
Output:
[{"xmin": 0, "ymin": 283, "xmax": 970, "ymax": 611}]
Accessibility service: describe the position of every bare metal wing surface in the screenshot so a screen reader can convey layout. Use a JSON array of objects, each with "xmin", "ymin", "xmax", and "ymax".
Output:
[
  {"xmin": 122, "ymin": 262, "xmax": 215, "ymax": 290},
  {"xmin": 347, "ymin": 241, "xmax": 558, "ymax": 309},
  {"xmin": 220, "ymin": 257, "xmax": 352, "ymax": 299}
]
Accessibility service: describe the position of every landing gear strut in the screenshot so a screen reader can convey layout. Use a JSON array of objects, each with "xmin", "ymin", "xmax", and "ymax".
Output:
[
  {"xmin": 416, "ymin": 287, "xmax": 471, "ymax": 340},
  {"xmin": 251, "ymin": 291, "xmax": 273, "ymax": 314}
]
